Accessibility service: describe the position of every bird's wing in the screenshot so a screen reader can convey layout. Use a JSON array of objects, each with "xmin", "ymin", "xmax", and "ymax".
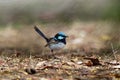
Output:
[
  {"xmin": 34, "ymin": 25, "xmax": 49, "ymax": 42},
  {"xmin": 45, "ymin": 38, "xmax": 59, "ymax": 47}
]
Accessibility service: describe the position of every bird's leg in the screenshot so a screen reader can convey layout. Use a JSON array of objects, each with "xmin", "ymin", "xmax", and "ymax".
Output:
[
  {"xmin": 50, "ymin": 50, "xmax": 60, "ymax": 59},
  {"xmin": 51, "ymin": 49, "xmax": 53, "ymax": 53},
  {"xmin": 46, "ymin": 50, "xmax": 54, "ymax": 60},
  {"xmin": 50, "ymin": 49, "xmax": 56, "ymax": 59}
]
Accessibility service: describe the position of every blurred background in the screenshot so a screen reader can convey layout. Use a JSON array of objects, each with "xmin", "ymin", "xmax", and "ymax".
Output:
[{"xmin": 0, "ymin": 0, "xmax": 120, "ymax": 54}]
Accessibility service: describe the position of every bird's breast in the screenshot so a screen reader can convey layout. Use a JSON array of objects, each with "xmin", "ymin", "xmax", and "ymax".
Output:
[{"xmin": 49, "ymin": 42, "xmax": 65, "ymax": 50}]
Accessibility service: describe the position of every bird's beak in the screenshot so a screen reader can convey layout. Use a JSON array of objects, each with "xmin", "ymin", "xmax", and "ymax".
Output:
[{"xmin": 66, "ymin": 36, "xmax": 68, "ymax": 38}]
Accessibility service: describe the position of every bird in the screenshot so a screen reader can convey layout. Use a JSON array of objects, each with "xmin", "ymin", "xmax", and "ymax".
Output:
[{"xmin": 34, "ymin": 25, "xmax": 68, "ymax": 52}]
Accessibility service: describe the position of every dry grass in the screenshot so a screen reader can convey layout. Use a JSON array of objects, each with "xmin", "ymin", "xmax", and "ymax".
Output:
[{"xmin": 0, "ymin": 21, "xmax": 120, "ymax": 79}]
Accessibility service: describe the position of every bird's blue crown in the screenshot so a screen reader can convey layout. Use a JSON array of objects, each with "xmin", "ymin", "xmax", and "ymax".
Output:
[{"xmin": 58, "ymin": 32, "xmax": 67, "ymax": 37}]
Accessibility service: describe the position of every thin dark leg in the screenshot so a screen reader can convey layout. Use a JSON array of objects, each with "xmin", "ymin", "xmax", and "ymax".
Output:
[
  {"xmin": 50, "ymin": 50, "xmax": 60, "ymax": 59},
  {"xmin": 46, "ymin": 50, "xmax": 53, "ymax": 60},
  {"xmin": 50, "ymin": 49, "xmax": 56, "ymax": 59},
  {"xmin": 51, "ymin": 49, "xmax": 53, "ymax": 53}
]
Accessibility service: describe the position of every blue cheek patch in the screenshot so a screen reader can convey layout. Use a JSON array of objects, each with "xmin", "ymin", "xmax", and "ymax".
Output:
[{"xmin": 58, "ymin": 36, "xmax": 64, "ymax": 39}]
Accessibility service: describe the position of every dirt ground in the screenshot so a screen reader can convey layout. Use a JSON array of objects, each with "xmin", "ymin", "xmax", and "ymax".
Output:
[
  {"xmin": 0, "ymin": 48, "xmax": 120, "ymax": 80},
  {"xmin": 0, "ymin": 21, "xmax": 120, "ymax": 80}
]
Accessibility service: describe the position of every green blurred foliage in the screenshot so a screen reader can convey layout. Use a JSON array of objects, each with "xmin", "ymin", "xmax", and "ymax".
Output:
[
  {"xmin": 103, "ymin": 0, "xmax": 120, "ymax": 22},
  {"xmin": 0, "ymin": 0, "xmax": 120, "ymax": 25}
]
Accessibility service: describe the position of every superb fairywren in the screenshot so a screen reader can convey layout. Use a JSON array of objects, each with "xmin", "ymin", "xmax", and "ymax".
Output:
[{"xmin": 34, "ymin": 26, "xmax": 68, "ymax": 52}]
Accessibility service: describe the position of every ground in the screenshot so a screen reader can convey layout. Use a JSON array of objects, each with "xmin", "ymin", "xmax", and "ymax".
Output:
[
  {"xmin": 0, "ymin": 21, "xmax": 120, "ymax": 80},
  {"xmin": 0, "ymin": 48, "xmax": 120, "ymax": 80}
]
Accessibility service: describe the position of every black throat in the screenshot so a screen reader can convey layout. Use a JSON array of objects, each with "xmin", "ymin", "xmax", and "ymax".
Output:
[
  {"xmin": 58, "ymin": 38, "xmax": 66, "ymax": 44},
  {"xmin": 54, "ymin": 35, "xmax": 67, "ymax": 44}
]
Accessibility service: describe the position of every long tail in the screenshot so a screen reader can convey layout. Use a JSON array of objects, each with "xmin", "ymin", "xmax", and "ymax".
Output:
[{"xmin": 34, "ymin": 25, "xmax": 49, "ymax": 42}]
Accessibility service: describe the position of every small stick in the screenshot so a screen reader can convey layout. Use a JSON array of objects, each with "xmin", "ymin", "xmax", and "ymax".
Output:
[{"xmin": 111, "ymin": 43, "xmax": 117, "ymax": 60}]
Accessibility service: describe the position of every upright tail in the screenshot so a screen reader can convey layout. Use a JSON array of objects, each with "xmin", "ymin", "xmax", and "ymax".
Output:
[{"xmin": 34, "ymin": 25, "xmax": 49, "ymax": 42}]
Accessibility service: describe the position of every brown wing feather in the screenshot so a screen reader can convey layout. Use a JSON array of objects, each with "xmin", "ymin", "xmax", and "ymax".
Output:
[{"xmin": 45, "ymin": 38, "xmax": 58, "ymax": 47}]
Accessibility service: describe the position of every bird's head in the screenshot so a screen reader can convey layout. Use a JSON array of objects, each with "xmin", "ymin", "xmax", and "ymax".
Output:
[{"xmin": 54, "ymin": 32, "xmax": 68, "ymax": 44}]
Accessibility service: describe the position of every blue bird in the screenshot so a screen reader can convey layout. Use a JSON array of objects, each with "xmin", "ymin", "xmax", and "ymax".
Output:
[{"xmin": 34, "ymin": 26, "xmax": 68, "ymax": 52}]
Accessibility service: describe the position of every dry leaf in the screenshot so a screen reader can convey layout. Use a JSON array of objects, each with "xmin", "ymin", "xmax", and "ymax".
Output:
[
  {"xmin": 84, "ymin": 57, "xmax": 101, "ymax": 66},
  {"xmin": 35, "ymin": 61, "xmax": 47, "ymax": 69},
  {"xmin": 25, "ymin": 68, "xmax": 36, "ymax": 74},
  {"xmin": 76, "ymin": 61, "xmax": 83, "ymax": 65},
  {"xmin": 112, "ymin": 65, "xmax": 120, "ymax": 69},
  {"xmin": 85, "ymin": 60, "xmax": 93, "ymax": 66}
]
